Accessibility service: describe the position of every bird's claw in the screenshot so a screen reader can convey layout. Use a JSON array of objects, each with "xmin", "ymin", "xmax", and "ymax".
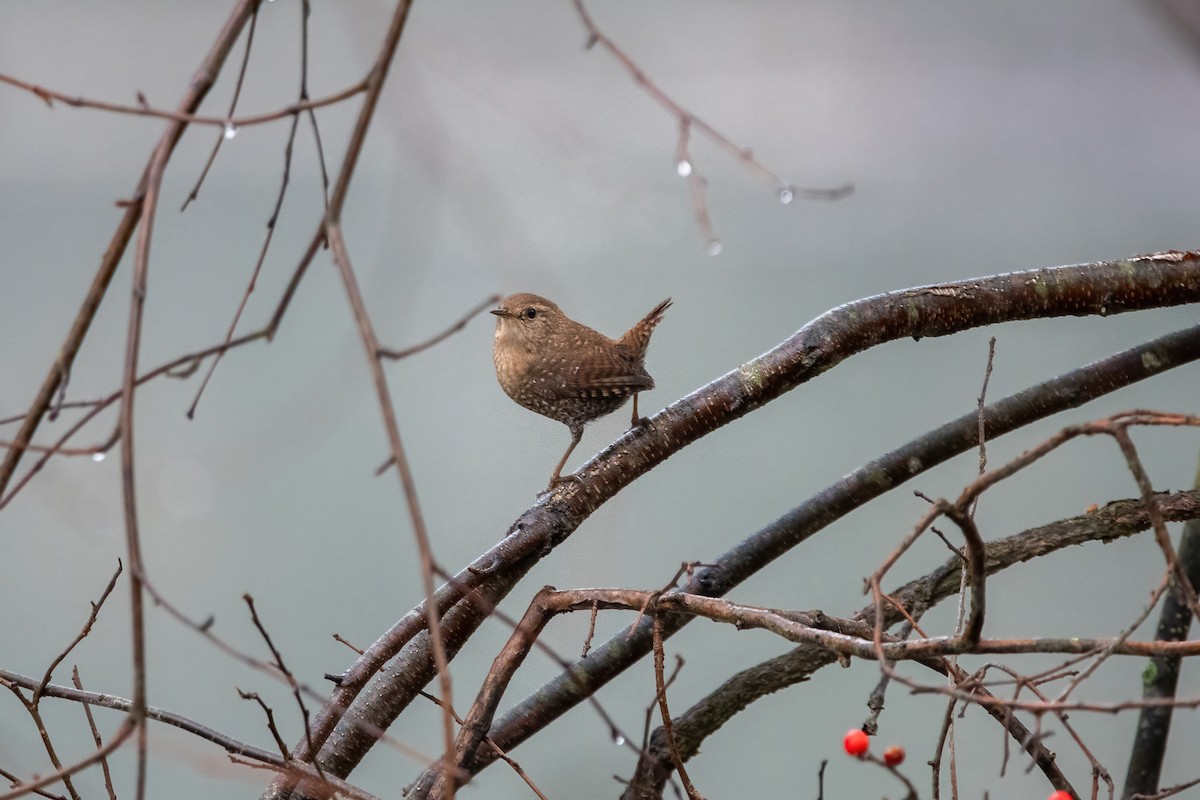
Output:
[{"xmin": 543, "ymin": 472, "xmax": 585, "ymax": 494}]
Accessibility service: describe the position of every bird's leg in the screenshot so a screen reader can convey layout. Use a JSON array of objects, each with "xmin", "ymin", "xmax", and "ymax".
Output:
[
  {"xmin": 630, "ymin": 392, "xmax": 653, "ymax": 430},
  {"xmin": 548, "ymin": 425, "xmax": 585, "ymax": 490}
]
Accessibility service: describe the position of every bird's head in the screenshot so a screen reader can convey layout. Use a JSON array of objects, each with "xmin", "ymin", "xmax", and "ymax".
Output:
[{"xmin": 491, "ymin": 293, "xmax": 563, "ymax": 345}]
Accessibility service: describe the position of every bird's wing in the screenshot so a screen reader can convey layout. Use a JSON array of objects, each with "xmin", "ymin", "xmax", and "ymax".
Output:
[{"xmin": 527, "ymin": 343, "xmax": 653, "ymax": 400}]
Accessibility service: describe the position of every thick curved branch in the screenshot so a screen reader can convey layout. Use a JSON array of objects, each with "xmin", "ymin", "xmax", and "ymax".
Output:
[
  {"xmin": 421, "ymin": 309, "xmax": 1200, "ymax": 791},
  {"xmin": 287, "ymin": 255, "xmax": 1200, "ymax": 795}
]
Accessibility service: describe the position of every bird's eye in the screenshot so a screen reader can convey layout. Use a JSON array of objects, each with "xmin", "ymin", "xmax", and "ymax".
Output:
[{"xmin": 523, "ymin": 308, "xmax": 538, "ymax": 320}]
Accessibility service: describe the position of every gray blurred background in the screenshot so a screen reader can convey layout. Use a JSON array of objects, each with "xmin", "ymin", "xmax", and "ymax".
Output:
[{"xmin": 3, "ymin": 1, "xmax": 1200, "ymax": 797}]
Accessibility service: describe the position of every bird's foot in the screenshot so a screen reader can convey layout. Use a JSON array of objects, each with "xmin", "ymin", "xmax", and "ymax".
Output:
[
  {"xmin": 631, "ymin": 415, "xmax": 655, "ymax": 432},
  {"xmin": 543, "ymin": 472, "xmax": 585, "ymax": 494}
]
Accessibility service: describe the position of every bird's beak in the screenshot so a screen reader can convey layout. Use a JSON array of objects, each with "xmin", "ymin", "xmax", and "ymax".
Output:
[{"xmin": 490, "ymin": 308, "xmax": 510, "ymax": 318}]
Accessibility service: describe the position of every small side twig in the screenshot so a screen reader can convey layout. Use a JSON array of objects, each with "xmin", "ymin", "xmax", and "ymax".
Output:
[
  {"xmin": 70, "ymin": 667, "xmax": 117, "ymax": 800},
  {"xmin": 571, "ymin": 0, "xmax": 850, "ymax": 247},
  {"xmin": 243, "ymin": 594, "xmax": 322, "ymax": 777},
  {"xmin": 651, "ymin": 615, "xmax": 704, "ymax": 800},
  {"xmin": 33, "ymin": 560, "xmax": 123, "ymax": 705},
  {"xmin": 378, "ymin": 294, "xmax": 501, "ymax": 361}
]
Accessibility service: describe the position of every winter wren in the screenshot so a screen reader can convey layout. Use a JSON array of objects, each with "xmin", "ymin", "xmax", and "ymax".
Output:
[{"xmin": 492, "ymin": 293, "xmax": 672, "ymax": 489}]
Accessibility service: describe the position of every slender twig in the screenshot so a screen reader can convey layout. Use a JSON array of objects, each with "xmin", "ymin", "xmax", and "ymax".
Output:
[
  {"xmin": 1132, "ymin": 774, "xmax": 1200, "ymax": 800},
  {"xmin": 0, "ymin": 0, "xmax": 262, "ymax": 500},
  {"xmin": 243, "ymin": 595, "xmax": 321, "ymax": 775},
  {"xmin": 0, "ymin": 719, "xmax": 133, "ymax": 800},
  {"xmin": 651, "ymin": 615, "xmax": 704, "ymax": 800},
  {"xmin": 0, "ymin": 330, "xmax": 267, "ymax": 509},
  {"xmin": 571, "ymin": 0, "xmax": 850, "ymax": 245},
  {"xmin": 186, "ymin": 0, "xmax": 327, "ymax": 418},
  {"xmin": 71, "ymin": 668, "xmax": 117, "ymax": 800},
  {"xmin": 0, "ymin": 71, "xmax": 367, "ymax": 133},
  {"xmin": 417, "ymin": 691, "xmax": 550, "ymax": 800},
  {"xmin": 275, "ymin": 1, "xmax": 456, "ymax": 793},
  {"xmin": 0, "ymin": 767, "xmax": 65, "ymax": 800},
  {"xmin": 238, "ymin": 689, "xmax": 292, "ymax": 759},
  {"xmin": 33, "ymin": 561, "xmax": 123, "ymax": 706},
  {"xmin": 5, "ymin": 685, "xmax": 83, "ymax": 800},
  {"xmin": 0, "ymin": 670, "xmax": 390, "ymax": 800},
  {"xmin": 180, "ymin": 1, "xmax": 261, "ymax": 211},
  {"xmin": 378, "ymin": 294, "xmax": 501, "ymax": 361}
]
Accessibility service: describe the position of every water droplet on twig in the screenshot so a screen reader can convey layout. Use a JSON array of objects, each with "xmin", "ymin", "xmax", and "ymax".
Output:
[
  {"xmin": 707, "ymin": 240, "xmax": 723, "ymax": 256},
  {"xmin": 676, "ymin": 159, "xmax": 693, "ymax": 177},
  {"xmin": 223, "ymin": 123, "xmax": 238, "ymax": 140},
  {"xmin": 91, "ymin": 451, "xmax": 107, "ymax": 463},
  {"xmin": 778, "ymin": 185, "xmax": 794, "ymax": 204}
]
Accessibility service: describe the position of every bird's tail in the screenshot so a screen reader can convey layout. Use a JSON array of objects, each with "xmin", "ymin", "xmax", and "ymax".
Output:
[{"xmin": 620, "ymin": 298, "xmax": 672, "ymax": 356}]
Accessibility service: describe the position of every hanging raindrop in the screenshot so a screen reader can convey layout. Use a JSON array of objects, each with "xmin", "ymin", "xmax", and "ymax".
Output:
[{"xmin": 676, "ymin": 159, "xmax": 693, "ymax": 177}]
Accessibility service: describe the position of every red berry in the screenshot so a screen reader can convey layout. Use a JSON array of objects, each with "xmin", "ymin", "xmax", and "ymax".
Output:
[
  {"xmin": 1048, "ymin": 793, "xmax": 1072, "ymax": 800},
  {"xmin": 843, "ymin": 729, "xmax": 869, "ymax": 756},
  {"xmin": 883, "ymin": 745, "xmax": 905, "ymax": 766}
]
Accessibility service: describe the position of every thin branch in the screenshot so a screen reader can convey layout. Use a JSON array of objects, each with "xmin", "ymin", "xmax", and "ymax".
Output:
[
  {"xmin": 651, "ymin": 616, "xmax": 704, "ymax": 800},
  {"xmin": 33, "ymin": 561, "xmax": 123, "ymax": 706},
  {"xmin": 0, "ymin": 767, "xmax": 64, "ymax": 800},
  {"xmin": 0, "ymin": 720, "xmax": 133, "ymax": 800},
  {"xmin": 571, "ymin": 0, "xmax": 850, "ymax": 245},
  {"xmin": 71, "ymin": 668, "xmax": 117, "ymax": 800},
  {"xmin": 417, "ymin": 691, "xmax": 550, "ymax": 800},
  {"xmin": 0, "ymin": 71, "xmax": 367, "ymax": 134},
  {"xmin": 187, "ymin": 0, "xmax": 328, "ymax": 417},
  {"xmin": 0, "ymin": 330, "xmax": 267, "ymax": 509},
  {"xmin": 5, "ymin": 686, "xmax": 83, "ymax": 800},
  {"xmin": 378, "ymin": 294, "xmax": 501, "ymax": 361},
  {"xmin": 180, "ymin": 1, "xmax": 261, "ymax": 210},
  {"xmin": 243, "ymin": 595, "xmax": 321, "ymax": 773},
  {"xmin": 0, "ymin": 671, "xmax": 382, "ymax": 800},
  {"xmin": 0, "ymin": 1, "xmax": 263, "ymax": 498},
  {"xmin": 238, "ymin": 689, "xmax": 292, "ymax": 760}
]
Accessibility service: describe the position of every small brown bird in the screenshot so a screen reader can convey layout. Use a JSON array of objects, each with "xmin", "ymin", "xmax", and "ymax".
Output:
[{"xmin": 492, "ymin": 293, "xmax": 672, "ymax": 489}]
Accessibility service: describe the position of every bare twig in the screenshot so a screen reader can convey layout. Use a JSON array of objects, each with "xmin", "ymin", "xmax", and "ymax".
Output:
[
  {"xmin": 0, "ymin": 71, "xmax": 367, "ymax": 135},
  {"xmin": 5, "ymin": 685, "xmax": 83, "ymax": 800},
  {"xmin": 71, "ymin": 668, "xmax": 117, "ymax": 800},
  {"xmin": 570, "ymin": 0, "xmax": 850, "ymax": 246},
  {"xmin": 0, "ymin": 767, "xmax": 65, "ymax": 800},
  {"xmin": 243, "ymin": 594, "xmax": 322, "ymax": 776},
  {"xmin": 0, "ymin": 670, "xmax": 389, "ymax": 800},
  {"xmin": 33, "ymin": 561, "xmax": 123, "ymax": 706},
  {"xmin": 238, "ymin": 689, "xmax": 292, "ymax": 760},
  {"xmin": 378, "ymin": 294, "xmax": 502, "ymax": 361},
  {"xmin": 651, "ymin": 615, "xmax": 704, "ymax": 800},
  {"xmin": 0, "ymin": 719, "xmax": 134, "ymax": 800},
  {"xmin": 180, "ymin": 2, "xmax": 261, "ymax": 210},
  {"xmin": 187, "ymin": 0, "xmax": 328, "ymax": 418},
  {"xmin": 0, "ymin": 1, "xmax": 264, "ymax": 498}
]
